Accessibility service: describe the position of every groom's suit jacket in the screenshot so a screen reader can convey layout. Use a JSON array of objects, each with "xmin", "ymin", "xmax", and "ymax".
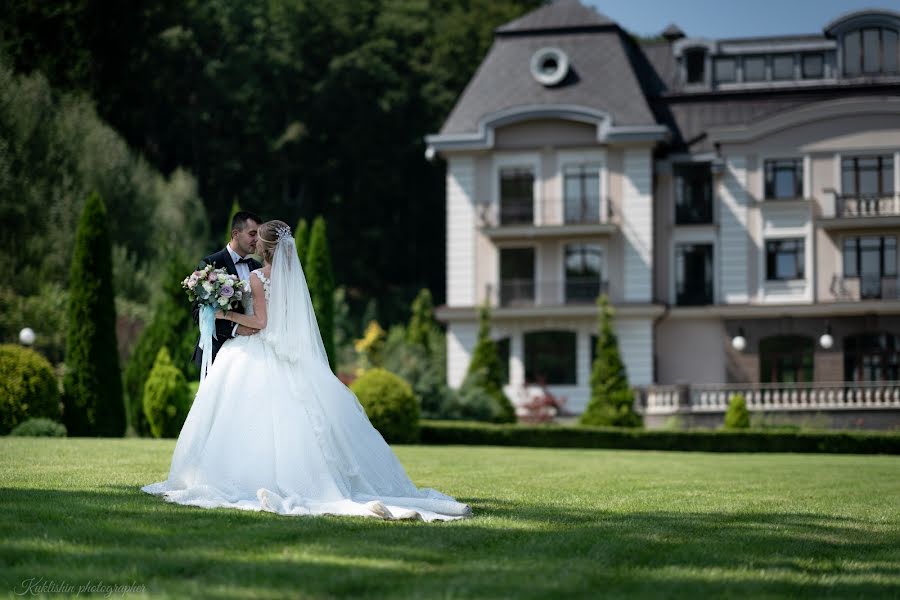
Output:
[{"xmin": 191, "ymin": 248, "xmax": 262, "ymax": 368}]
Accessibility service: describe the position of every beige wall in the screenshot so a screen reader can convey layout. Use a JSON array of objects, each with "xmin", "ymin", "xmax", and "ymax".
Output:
[
  {"xmin": 494, "ymin": 119, "xmax": 597, "ymax": 150},
  {"xmin": 656, "ymin": 318, "xmax": 728, "ymax": 384}
]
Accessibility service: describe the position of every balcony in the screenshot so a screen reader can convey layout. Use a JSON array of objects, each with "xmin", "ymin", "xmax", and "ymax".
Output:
[
  {"xmin": 641, "ymin": 381, "xmax": 900, "ymax": 415},
  {"xmin": 819, "ymin": 191, "xmax": 900, "ymax": 229},
  {"xmin": 479, "ymin": 197, "xmax": 617, "ymax": 241},
  {"xmin": 829, "ymin": 275, "xmax": 900, "ymax": 301},
  {"xmin": 497, "ymin": 278, "xmax": 609, "ymax": 307},
  {"xmin": 837, "ymin": 195, "xmax": 900, "ymax": 217}
]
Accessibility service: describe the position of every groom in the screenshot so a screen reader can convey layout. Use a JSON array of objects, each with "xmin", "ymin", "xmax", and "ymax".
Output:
[{"xmin": 192, "ymin": 210, "xmax": 263, "ymax": 368}]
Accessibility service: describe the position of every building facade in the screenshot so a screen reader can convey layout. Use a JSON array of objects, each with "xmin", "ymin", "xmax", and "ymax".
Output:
[{"xmin": 427, "ymin": 1, "xmax": 900, "ymax": 427}]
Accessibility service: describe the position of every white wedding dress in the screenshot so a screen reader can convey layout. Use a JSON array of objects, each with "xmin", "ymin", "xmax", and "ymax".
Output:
[{"xmin": 142, "ymin": 234, "xmax": 471, "ymax": 522}]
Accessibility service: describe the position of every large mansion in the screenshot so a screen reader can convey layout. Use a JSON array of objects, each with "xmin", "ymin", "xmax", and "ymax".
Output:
[{"xmin": 427, "ymin": 1, "xmax": 900, "ymax": 427}]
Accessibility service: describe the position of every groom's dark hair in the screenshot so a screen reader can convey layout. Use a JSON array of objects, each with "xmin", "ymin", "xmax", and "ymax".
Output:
[{"xmin": 232, "ymin": 211, "xmax": 262, "ymax": 234}]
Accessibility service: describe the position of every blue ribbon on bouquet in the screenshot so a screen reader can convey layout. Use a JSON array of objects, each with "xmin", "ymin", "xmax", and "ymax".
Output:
[{"xmin": 198, "ymin": 304, "xmax": 217, "ymax": 381}]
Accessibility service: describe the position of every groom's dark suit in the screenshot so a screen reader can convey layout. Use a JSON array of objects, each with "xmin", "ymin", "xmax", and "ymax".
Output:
[{"xmin": 191, "ymin": 247, "xmax": 262, "ymax": 369}]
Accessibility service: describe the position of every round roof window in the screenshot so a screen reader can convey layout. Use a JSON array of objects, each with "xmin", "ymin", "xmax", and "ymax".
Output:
[{"xmin": 530, "ymin": 47, "xmax": 569, "ymax": 86}]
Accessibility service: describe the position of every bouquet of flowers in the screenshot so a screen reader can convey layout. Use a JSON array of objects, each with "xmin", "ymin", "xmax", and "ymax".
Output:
[
  {"xmin": 183, "ymin": 265, "xmax": 249, "ymax": 380},
  {"xmin": 182, "ymin": 264, "xmax": 248, "ymax": 309}
]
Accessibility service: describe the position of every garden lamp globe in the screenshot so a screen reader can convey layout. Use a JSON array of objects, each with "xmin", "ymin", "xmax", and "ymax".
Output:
[
  {"xmin": 731, "ymin": 328, "xmax": 747, "ymax": 352},
  {"xmin": 19, "ymin": 327, "xmax": 36, "ymax": 346}
]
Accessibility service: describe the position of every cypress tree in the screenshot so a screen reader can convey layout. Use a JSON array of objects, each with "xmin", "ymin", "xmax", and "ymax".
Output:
[
  {"xmin": 123, "ymin": 254, "xmax": 197, "ymax": 435},
  {"xmin": 305, "ymin": 216, "xmax": 335, "ymax": 370},
  {"xmin": 62, "ymin": 192, "xmax": 125, "ymax": 436},
  {"xmin": 461, "ymin": 303, "xmax": 516, "ymax": 423},
  {"xmin": 223, "ymin": 198, "xmax": 241, "ymax": 245},
  {"xmin": 294, "ymin": 218, "xmax": 309, "ymax": 263},
  {"xmin": 581, "ymin": 294, "xmax": 641, "ymax": 427},
  {"xmin": 142, "ymin": 347, "xmax": 192, "ymax": 439},
  {"xmin": 406, "ymin": 288, "xmax": 436, "ymax": 354}
]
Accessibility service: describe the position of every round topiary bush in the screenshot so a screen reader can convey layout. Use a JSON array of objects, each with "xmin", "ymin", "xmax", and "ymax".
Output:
[
  {"xmin": 350, "ymin": 368, "xmax": 420, "ymax": 444},
  {"xmin": 10, "ymin": 417, "xmax": 67, "ymax": 437},
  {"xmin": 0, "ymin": 344, "xmax": 61, "ymax": 434},
  {"xmin": 724, "ymin": 393, "xmax": 750, "ymax": 429},
  {"xmin": 142, "ymin": 348, "xmax": 192, "ymax": 438}
]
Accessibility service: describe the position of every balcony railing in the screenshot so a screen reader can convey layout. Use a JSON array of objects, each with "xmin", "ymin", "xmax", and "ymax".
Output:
[
  {"xmin": 479, "ymin": 197, "xmax": 612, "ymax": 228},
  {"xmin": 497, "ymin": 278, "xmax": 608, "ymax": 307},
  {"xmin": 834, "ymin": 194, "xmax": 900, "ymax": 218},
  {"xmin": 829, "ymin": 275, "xmax": 900, "ymax": 301},
  {"xmin": 499, "ymin": 199, "xmax": 534, "ymax": 225},
  {"xmin": 640, "ymin": 381, "xmax": 900, "ymax": 415}
]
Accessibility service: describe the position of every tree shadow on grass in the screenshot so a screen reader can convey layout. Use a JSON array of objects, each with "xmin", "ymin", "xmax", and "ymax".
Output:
[{"xmin": 1, "ymin": 486, "xmax": 898, "ymax": 599}]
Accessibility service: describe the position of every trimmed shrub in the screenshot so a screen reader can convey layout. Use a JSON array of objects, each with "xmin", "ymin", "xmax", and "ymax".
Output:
[
  {"xmin": 142, "ymin": 348, "xmax": 192, "ymax": 439},
  {"xmin": 724, "ymin": 394, "xmax": 751, "ymax": 429},
  {"xmin": 0, "ymin": 344, "xmax": 61, "ymax": 434},
  {"xmin": 350, "ymin": 368, "xmax": 420, "ymax": 443},
  {"xmin": 453, "ymin": 367, "xmax": 516, "ymax": 423},
  {"xmin": 306, "ymin": 216, "xmax": 335, "ymax": 370},
  {"xmin": 419, "ymin": 420, "xmax": 900, "ymax": 455},
  {"xmin": 10, "ymin": 417, "xmax": 66, "ymax": 437},
  {"xmin": 581, "ymin": 295, "xmax": 641, "ymax": 427},
  {"xmin": 461, "ymin": 304, "xmax": 516, "ymax": 423},
  {"xmin": 62, "ymin": 192, "xmax": 125, "ymax": 437}
]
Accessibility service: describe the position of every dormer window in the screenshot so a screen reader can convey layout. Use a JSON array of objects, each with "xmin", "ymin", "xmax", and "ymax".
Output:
[
  {"xmin": 743, "ymin": 56, "xmax": 766, "ymax": 81},
  {"xmin": 685, "ymin": 48, "xmax": 706, "ymax": 84},
  {"xmin": 713, "ymin": 57, "xmax": 736, "ymax": 83},
  {"xmin": 843, "ymin": 27, "xmax": 899, "ymax": 76},
  {"xmin": 802, "ymin": 53, "xmax": 824, "ymax": 78},
  {"xmin": 772, "ymin": 54, "xmax": 795, "ymax": 80}
]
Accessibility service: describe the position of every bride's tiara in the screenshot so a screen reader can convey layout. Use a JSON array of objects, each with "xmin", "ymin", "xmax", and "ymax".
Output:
[{"xmin": 275, "ymin": 224, "xmax": 292, "ymax": 243}]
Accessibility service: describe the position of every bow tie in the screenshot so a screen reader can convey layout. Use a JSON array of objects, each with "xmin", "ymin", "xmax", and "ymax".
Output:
[{"xmin": 236, "ymin": 257, "xmax": 254, "ymax": 264}]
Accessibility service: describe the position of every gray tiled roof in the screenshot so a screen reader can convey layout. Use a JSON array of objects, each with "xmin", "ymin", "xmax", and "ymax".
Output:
[
  {"xmin": 495, "ymin": 0, "xmax": 614, "ymax": 34},
  {"xmin": 439, "ymin": 30, "xmax": 658, "ymax": 134}
]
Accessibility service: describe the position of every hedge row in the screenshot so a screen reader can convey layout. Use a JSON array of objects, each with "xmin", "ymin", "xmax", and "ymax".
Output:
[{"xmin": 419, "ymin": 420, "xmax": 900, "ymax": 455}]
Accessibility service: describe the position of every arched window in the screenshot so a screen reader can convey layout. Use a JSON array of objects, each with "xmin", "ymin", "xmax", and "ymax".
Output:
[
  {"xmin": 524, "ymin": 330, "xmax": 576, "ymax": 385},
  {"xmin": 844, "ymin": 333, "xmax": 900, "ymax": 382},
  {"xmin": 759, "ymin": 335, "xmax": 814, "ymax": 383},
  {"xmin": 844, "ymin": 27, "xmax": 899, "ymax": 76}
]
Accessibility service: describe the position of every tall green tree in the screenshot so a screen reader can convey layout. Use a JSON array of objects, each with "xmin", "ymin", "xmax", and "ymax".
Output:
[
  {"xmin": 461, "ymin": 303, "xmax": 516, "ymax": 423},
  {"xmin": 581, "ymin": 295, "xmax": 641, "ymax": 427},
  {"xmin": 224, "ymin": 199, "xmax": 242, "ymax": 245},
  {"xmin": 62, "ymin": 192, "xmax": 125, "ymax": 436},
  {"xmin": 306, "ymin": 215, "xmax": 335, "ymax": 370},
  {"xmin": 0, "ymin": 0, "xmax": 542, "ymax": 315},
  {"xmin": 406, "ymin": 288, "xmax": 436, "ymax": 355},
  {"xmin": 294, "ymin": 217, "xmax": 309, "ymax": 263},
  {"xmin": 123, "ymin": 254, "xmax": 198, "ymax": 436}
]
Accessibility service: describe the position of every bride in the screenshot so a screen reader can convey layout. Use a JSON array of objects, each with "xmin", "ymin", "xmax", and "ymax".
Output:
[{"xmin": 142, "ymin": 220, "xmax": 472, "ymax": 522}]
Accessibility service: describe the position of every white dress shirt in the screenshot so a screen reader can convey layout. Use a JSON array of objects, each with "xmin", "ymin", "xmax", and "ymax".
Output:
[{"xmin": 226, "ymin": 244, "xmax": 250, "ymax": 336}]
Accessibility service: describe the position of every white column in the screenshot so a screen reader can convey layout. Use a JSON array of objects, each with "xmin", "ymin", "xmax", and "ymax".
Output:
[
  {"xmin": 446, "ymin": 322, "xmax": 478, "ymax": 389},
  {"xmin": 446, "ymin": 157, "xmax": 475, "ymax": 307},
  {"xmin": 719, "ymin": 156, "xmax": 750, "ymax": 303},
  {"xmin": 509, "ymin": 331, "xmax": 525, "ymax": 386},
  {"xmin": 622, "ymin": 148, "xmax": 653, "ymax": 302}
]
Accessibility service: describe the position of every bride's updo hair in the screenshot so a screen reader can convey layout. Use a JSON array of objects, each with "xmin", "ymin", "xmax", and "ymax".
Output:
[{"xmin": 257, "ymin": 219, "xmax": 290, "ymax": 264}]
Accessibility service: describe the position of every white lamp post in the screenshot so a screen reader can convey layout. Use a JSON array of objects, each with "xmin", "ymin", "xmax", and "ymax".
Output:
[{"xmin": 19, "ymin": 327, "xmax": 36, "ymax": 346}]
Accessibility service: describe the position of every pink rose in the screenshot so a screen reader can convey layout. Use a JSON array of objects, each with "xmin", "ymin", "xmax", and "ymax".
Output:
[{"xmin": 208, "ymin": 272, "xmax": 217, "ymax": 282}]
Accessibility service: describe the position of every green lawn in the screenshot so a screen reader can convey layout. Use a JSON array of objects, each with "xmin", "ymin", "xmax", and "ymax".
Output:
[{"xmin": 1, "ymin": 439, "xmax": 899, "ymax": 599}]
